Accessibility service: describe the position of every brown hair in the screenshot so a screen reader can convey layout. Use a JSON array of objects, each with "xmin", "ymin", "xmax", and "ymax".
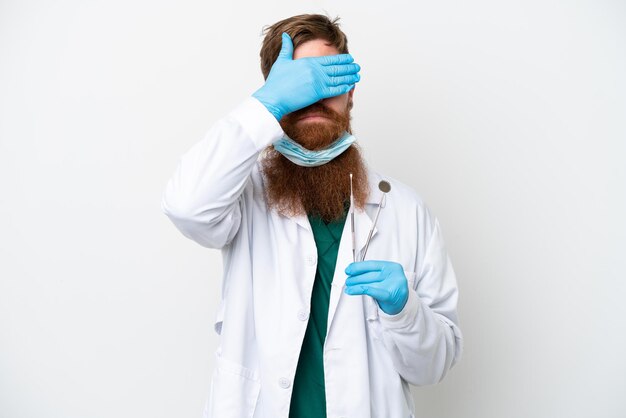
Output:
[{"xmin": 258, "ymin": 14, "xmax": 350, "ymax": 80}]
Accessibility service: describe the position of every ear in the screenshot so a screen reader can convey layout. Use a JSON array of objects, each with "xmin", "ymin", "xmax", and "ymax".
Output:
[{"xmin": 347, "ymin": 85, "xmax": 355, "ymax": 110}]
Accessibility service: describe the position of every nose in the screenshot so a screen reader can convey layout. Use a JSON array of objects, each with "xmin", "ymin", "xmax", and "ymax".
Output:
[{"xmin": 315, "ymin": 97, "xmax": 330, "ymax": 110}]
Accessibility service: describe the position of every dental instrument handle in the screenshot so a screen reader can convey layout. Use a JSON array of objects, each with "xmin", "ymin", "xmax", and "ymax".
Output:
[
  {"xmin": 350, "ymin": 173, "xmax": 356, "ymax": 262},
  {"xmin": 360, "ymin": 180, "xmax": 391, "ymax": 261},
  {"xmin": 351, "ymin": 215, "xmax": 356, "ymax": 262},
  {"xmin": 360, "ymin": 193, "xmax": 384, "ymax": 261}
]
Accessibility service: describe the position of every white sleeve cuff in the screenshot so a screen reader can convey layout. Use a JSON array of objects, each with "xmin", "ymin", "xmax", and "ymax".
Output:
[{"xmin": 225, "ymin": 96, "xmax": 285, "ymax": 152}]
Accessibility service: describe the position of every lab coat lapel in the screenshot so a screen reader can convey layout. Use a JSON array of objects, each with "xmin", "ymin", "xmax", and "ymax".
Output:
[
  {"xmin": 326, "ymin": 204, "xmax": 377, "ymax": 337},
  {"xmin": 286, "ymin": 169, "xmax": 385, "ymax": 336},
  {"xmin": 291, "ymin": 212, "xmax": 311, "ymax": 232},
  {"xmin": 326, "ymin": 170, "xmax": 385, "ymax": 337}
]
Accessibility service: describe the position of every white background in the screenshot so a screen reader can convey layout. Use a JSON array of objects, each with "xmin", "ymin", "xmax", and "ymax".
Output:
[{"xmin": 1, "ymin": 1, "xmax": 625, "ymax": 417}]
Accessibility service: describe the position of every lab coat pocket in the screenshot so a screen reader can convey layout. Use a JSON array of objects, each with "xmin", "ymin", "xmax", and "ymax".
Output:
[
  {"xmin": 207, "ymin": 351, "xmax": 261, "ymax": 418},
  {"xmin": 365, "ymin": 270, "xmax": 418, "ymax": 339},
  {"xmin": 405, "ymin": 270, "xmax": 418, "ymax": 291}
]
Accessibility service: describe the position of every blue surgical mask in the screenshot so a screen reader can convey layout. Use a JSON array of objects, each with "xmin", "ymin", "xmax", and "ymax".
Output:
[{"xmin": 273, "ymin": 130, "xmax": 356, "ymax": 167}]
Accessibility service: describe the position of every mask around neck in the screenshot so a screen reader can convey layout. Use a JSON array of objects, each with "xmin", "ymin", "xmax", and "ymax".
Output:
[{"xmin": 272, "ymin": 131, "xmax": 356, "ymax": 167}]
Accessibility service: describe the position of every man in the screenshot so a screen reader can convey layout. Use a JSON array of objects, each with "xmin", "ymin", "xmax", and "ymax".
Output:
[{"xmin": 162, "ymin": 14, "xmax": 463, "ymax": 418}]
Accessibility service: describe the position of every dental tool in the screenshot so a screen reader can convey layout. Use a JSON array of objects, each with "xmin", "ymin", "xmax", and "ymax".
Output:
[
  {"xmin": 350, "ymin": 173, "xmax": 356, "ymax": 262},
  {"xmin": 360, "ymin": 180, "xmax": 391, "ymax": 262}
]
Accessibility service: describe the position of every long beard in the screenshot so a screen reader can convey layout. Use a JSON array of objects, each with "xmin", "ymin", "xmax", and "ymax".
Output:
[{"xmin": 259, "ymin": 143, "xmax": 370, "ymax": 223}]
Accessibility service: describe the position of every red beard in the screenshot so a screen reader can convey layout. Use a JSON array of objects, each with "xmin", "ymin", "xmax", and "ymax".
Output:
[{"xmin": 260, "ymin": 101, "xmax": 369, "ymax": 222}]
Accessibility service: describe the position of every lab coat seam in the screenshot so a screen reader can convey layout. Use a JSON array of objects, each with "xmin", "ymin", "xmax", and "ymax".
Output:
[{"xmin": 415, "ymin": 216, "xmax": 438, "ymax": 280}]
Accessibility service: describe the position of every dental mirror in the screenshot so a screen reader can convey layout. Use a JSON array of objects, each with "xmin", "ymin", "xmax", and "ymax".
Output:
[{"xmin": 360, "ymin": 180, "xmax": 391, "ymax": 261}]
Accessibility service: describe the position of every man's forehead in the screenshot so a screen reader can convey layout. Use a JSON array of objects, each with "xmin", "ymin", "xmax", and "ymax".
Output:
[{"xmin": 293, "ymin": 39, "xmax": 340, "ymax": 60}]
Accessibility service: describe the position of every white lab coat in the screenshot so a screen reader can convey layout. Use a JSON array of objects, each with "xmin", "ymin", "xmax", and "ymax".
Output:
[{"xmin": 161, "ymin": 96, "xmax": 463, "ymax": 418}]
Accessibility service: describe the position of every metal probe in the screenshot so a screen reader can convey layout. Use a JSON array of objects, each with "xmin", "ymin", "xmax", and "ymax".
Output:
[
  {"xmin": 350, "ymin": 173, "xmax": 356, "ymax": 262},
  {"xmin": 360, "ymin": 180, "xmax": 391, "ymax": 261}
]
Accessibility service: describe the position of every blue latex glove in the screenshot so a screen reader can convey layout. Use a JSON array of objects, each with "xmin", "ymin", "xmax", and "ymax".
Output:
[
  {"xmin": 252, "ymin": 32, "xmax": 361, "ymax": 121},
  {"xmin": 344, "ymin": 260, "xmax": 410, "ymax": 316}
]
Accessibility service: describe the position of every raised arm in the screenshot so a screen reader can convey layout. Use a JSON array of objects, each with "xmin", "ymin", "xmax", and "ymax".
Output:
[
  {"xmin": 161, "ymin": 32, "xmax": 361, "ymax": 248},
  {"xmin": 161, "ymin": 97, "xmax": 283, "ymax": 249}
]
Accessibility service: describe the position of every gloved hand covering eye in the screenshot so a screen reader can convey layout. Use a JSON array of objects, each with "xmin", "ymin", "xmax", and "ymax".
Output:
[
  {"xmin": 252, "ymin": 32, "xmax": 361, "ymax": 121},
  {"xmin": 344, "ymin": 260, "xmax": 410, "ymax": 316}
]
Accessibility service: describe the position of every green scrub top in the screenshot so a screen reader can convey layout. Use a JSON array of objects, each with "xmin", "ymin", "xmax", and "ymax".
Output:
[{"xmin": 289, "ymin": 204, "xmax": 348, "ymax": 418}]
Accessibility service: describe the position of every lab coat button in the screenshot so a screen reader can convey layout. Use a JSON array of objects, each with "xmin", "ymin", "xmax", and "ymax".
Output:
[
  {"xmin": 278, "ymin": 377, "xmax": 291, "ymax": 389},
  {"xmin": 306, "ymin": 254, "xmax": 317, "ymax": 266},
  {"xmin": 297, "ymin": 309, "xmax": 309, "ymax": 321}
]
